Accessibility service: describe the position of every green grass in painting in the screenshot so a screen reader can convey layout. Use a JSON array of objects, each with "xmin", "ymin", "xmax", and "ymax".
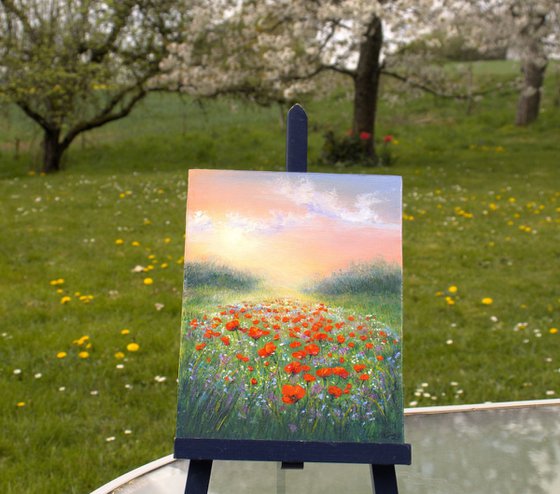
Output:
[
  {"xmin": 0, "ymin": 60, "xmax": 559, "ymax": 493},
  {"xmin": 185, "ymin": 261, "xmax": 260, "ymax": 290},
  {"xmin": 307, "ymin": 261, "xmax": 401, "ymax": 296}
]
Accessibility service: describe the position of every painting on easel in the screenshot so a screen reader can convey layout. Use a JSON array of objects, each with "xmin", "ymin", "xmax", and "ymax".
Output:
[{"xmin": 176, "ymin": 169, "xmax": 404, "ymax": 445}]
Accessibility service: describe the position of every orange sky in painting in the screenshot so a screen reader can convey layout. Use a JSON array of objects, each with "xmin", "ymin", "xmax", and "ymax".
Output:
[{"xmin": 186, "ymin": 170, "xmax": 402, "ymax": 289}]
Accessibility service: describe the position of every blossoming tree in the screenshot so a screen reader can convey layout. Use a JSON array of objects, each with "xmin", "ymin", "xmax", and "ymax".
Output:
[
  {"xmin": 163, "ymin": 0, "xmax": 437, "ymax": 161},
  {"xmin": 0, "ymin": 0, "xmax": 186, "ymax": 173},
  {"xmin": 441, "ymin": 0, "xmax": 560, "ymax": 125}
]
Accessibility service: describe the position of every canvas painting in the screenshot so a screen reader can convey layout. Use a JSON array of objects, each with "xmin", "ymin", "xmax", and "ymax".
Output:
[{"xmin": 176, "ymin": 169, "xmax": 404, "ymax": 445}]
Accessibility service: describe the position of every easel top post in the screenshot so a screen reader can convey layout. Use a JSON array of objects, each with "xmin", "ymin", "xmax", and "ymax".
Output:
[{"xmin": 286, "ymin": 104, "xmax": 308, "ymax": 173}]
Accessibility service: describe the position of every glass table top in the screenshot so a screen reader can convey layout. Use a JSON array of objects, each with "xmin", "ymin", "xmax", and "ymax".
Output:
[{"xmin": 92, "ymin": 400, "xmax": 560, "ymax": 494}]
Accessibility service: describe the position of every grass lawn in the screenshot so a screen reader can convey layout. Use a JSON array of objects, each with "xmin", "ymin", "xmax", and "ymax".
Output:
[{"xmin": 1, "ymin": 61, "xmax": 559, "ymax": 493}]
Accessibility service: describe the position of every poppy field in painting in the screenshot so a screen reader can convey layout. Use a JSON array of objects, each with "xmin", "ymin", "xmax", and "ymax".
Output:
[{"xmin": 176, "ymin": 170, "xmax": 404, "ymax": 444}]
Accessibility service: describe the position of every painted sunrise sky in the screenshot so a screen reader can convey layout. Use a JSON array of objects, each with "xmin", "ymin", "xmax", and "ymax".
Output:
[{"xmin": 185, "ymin": 170, "xmax": 402, "ymax": 289}]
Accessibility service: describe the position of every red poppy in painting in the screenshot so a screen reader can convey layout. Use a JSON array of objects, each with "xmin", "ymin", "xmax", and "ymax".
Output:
[
  {"xmin": 257, "ymin": 342, "xmax": 276, "ymax": 357},
  {"xmin": 195, "ymin": 343, "xmax": 206, "ymax": 351},
  {"xmin": 284, "ymin": 361, "xmax": 303, "ymax": 374},
  {"xmin": 332, "ymin": 367, "xmax": 349, "ymax": 379},
  {"xmin": 304, "ymin": 344, "xmax": 320, "ymax": 355},
  {"xmin": 225, "ymin": 320, "xmax": 240, "ymax": 331},
  {"xmin": 292, "ymin": 351, "xmax": 307, "ymax": 360},
  {"xmin": 316, "ymin": 368, "xmax": 332, "ymax": 378},
  {"xmin": 376, "ymin": 355, "xmax": 384, "ymax": 361},
  {"xmin": 303, "ymin": 373, "xmax": 316, "ymax": 383},
  {"xmin": 353, "ymin": 364, "xmax": 366, "ymax": 372},
  {"xmin": 281, "ymin": 384, "xmax": 306, "ymax": 404},
  {"xmin": 360, "ymin": 374, "xmax": 370, "ymax": 381},
  {"xmin": 328, "ymin": 385, "xmax": 343, "ymax": 398},
  {"xmin": 248, "ymin": 326, "xmax": 269, "ymax": 340},
  {"xmin": 220, "ymin": 336, "xmax": 230, "ymax": 346}
]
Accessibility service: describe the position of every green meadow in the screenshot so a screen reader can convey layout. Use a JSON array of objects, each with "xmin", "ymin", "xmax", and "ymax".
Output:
[{"xmin": 1, "ymin": 60, "xmax": 559, "ymax": 492}]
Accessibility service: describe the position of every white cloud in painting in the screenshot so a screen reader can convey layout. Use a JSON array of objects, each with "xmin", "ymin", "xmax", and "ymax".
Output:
[
  {"xmin": 225, "ymin": 210, "xmax": 310, "ymax": 235},
  {"xmin": 187, "ymin": 210, "xmax": 213, "ymax": 233},
  {"xmin": 276, "ymin": 177, "xmax": 388, "ymax": 226}
]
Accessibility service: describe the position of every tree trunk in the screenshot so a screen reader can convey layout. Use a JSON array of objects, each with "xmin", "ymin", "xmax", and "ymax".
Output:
[
  {"xmin": 515, "ymin": 56, "xmax": 547, "ymax": 126},
  {"xmin": 352, "ymin": 15, "xmax": 383, "ymax": 160},
  {"xmin": 42, "ymin": 128, "xmax": 64, "ymax": 173}
]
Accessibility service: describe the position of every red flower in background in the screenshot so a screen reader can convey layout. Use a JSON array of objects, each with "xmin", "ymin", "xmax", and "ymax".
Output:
[
  {"xmin": 359, "ymin": 131, "xmax": 372, "ymax": 140},
  {"xmin": 383, "ymin": 134, "xmax": 394, "ymax": 143}
]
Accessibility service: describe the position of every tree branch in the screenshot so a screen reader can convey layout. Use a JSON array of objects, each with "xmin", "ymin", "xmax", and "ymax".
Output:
[
  {"xmin": 61, "ymin": 87, "xmax": 148, "ymax": 150},
  {"xmin": 15, "ymin": 100, "xmax": 55, "ymax": 131},
  {"xmin": 381, "ymin": 69, "xmax": 515, "ymax": 100}
]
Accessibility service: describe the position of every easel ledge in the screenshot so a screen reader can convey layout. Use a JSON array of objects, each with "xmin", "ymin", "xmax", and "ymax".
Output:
[{"xmin": 174, "ymin": 438, "xmax": 411, "ymax": 465}]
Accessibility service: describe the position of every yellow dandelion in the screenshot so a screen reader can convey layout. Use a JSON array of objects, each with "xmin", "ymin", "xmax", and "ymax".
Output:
[
  {"xmin": 60, "ymin": 296, "xmax": 72, "ymax": 304},
  {"xmin": 143, "ymin": 278, "xmax": 153, "ymax": 286},
  {"xmin": 143, "ymin": 218, "xmax": 151, "ymax": 225},
  {"xmin": 115, "ymin": 239, "xmax": 124, "ymax": 245},
  {"xmin": 164, "ymin": 237, "xmax": 172, "ymax": 244},
  {"xmin": 131, "ymin": 241, "xmax": 141, "ymax": 247},
  {"xmin": 481, "ymin": 297, "xmax": 493, "ymax": 305},
  {"xmin": 126, "ymin": 343, "xmax": 140, "ymax": 352},
  {"xmin": 448, "ymin": 286, "xmax": 458, "ymax": 294},
  {"xmin": 16, "ymin": 402, "xmax": 26, "ymax": 407},
  {"xmin": 550, "ymin": 328, "xmax": 558, "ymax": 335},
  {"xmin": 160, "ymin": 263, "xmax": 169, "ymax": 269},
  {"xmin": 445, "ymin": 296, "xmax": 455, "ymax": 306},
  {"xmin": 121, "ymin": 329, "xmax": 130, "ymax": 335},
  {"xmin": 56, "ymin": 288, "xmax": 64, "ymax": 294},
  {"xmin": 78, "ymin": 351, "xmax": 90, "ymax": 359},
  {"xmin": 73, "ymin": 335, "xmax": 89, "ymax": 346},
  {"xmin": 114, "ymin": 351, "xmax": 125, "ymax": 359},
  {"xmin": 56, "ymin": 351, "xmax": 67, "ymax": 359}
]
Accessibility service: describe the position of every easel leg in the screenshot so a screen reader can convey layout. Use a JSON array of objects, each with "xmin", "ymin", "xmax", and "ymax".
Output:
[
  {"xmin": 184, "ymin": 459, "xmax": 213, "ymax": 494},
  {"xmin": 371, "ymin": 464, "xmax": 398, "ymax": 494}
]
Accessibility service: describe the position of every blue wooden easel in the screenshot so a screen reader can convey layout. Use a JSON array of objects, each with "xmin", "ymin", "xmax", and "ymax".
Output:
[{"xmin": 179, "ymin": 104, "xmax": 410, "ymax": 494}]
